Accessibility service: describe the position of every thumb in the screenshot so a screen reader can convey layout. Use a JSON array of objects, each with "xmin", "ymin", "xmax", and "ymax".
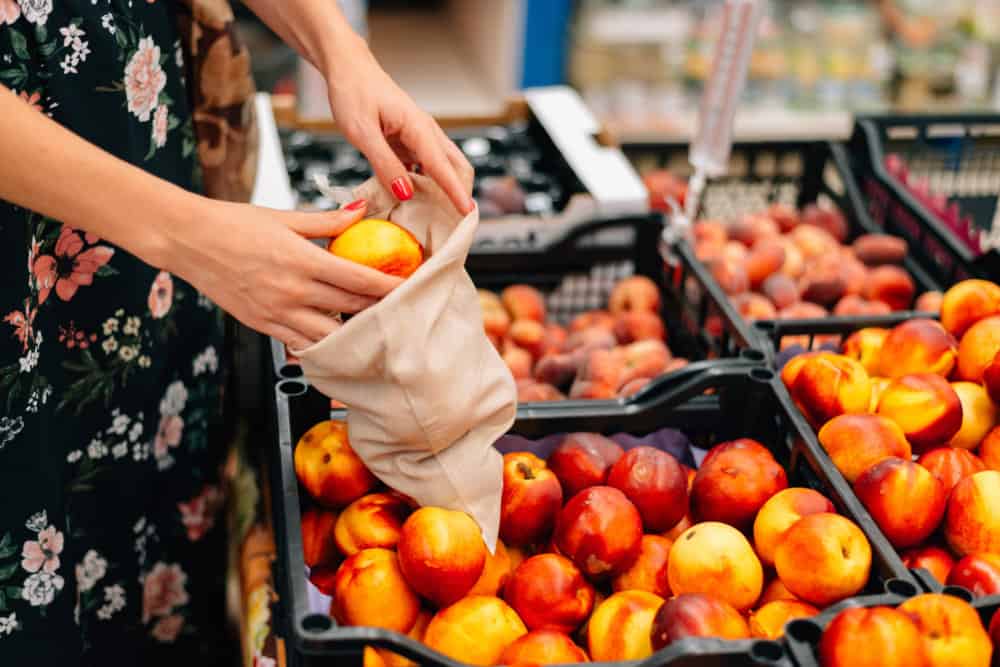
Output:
[
  {"xmin": 286, "ymin": 201, "xmax": 368, "ymax": 239},
  {"xmin": 357, "ymin": 127, "xmax": 414, "ymax": 203}
]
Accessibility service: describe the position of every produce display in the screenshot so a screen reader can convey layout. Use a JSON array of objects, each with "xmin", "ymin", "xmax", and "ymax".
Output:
[
  {"xmin": 782, "ymin": 278, "xmax": 1000, "ymax": 593},
  {"xmin": 478, "ymin": 278, "xmax": 687, "ymax": 402},
  {"xmin": 292, "ymin": 414, "xmax": 884, "ymax": 666}
]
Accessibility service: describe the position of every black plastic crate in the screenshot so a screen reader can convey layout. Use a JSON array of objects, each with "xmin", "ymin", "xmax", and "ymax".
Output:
[
  {"xmin": 623, "ymin": 140, "xmax": 942, "ymax": 359},
  {"xmin": 270, "ymin": 214, "xmax": 767, "ymax": 408},
  {"xmin": 267, "ymin": 361, "xmax": 920, "ymax": 667},
  {"xmin": 782, "ymin": 583, "xmax": 1000, "ymax": 667},
  {"xmin": 849, "ymin": 114, "xmax": 1000, "ymax": 285}
]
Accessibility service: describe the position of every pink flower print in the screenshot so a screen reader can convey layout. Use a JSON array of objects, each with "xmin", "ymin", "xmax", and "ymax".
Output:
[
  {"xmin": 152, "ymin": 104, "xmax": 168, "ymax": 148},
  {"xmin": 17, "ymin": 90, "xmax": 42, "ymax": 112},
  {"xmin": 142, "ymin": 562, "xmax": 189, "ymax": 622},
  {"xmin": 153, "ymin": 414, "xmax": 183, "ymax": 459},
  {"xmin": 124, "ymin": 37, "xmax": 166, "ymax": 122},
  {"xmin": 4, "ymin": 299, "xmax": 36, "ymax": 352},
  {"xmin": 151, "ymin": 614, "xmax": 184, "ymax": 642},
  {"xmin": 32, "ymin": 226, "xmax": 114, "ymax": 304},
  {"xmin": 177, "ymin": 485, "xmax": 222, "ymax": 542},
  {"xmin": 21, "ymin": 525, "xmax": 64, "ymax": 574},
  {"xmin": 0, "ymin": 0, "xmax": 20, "ymax": 25},
  {"xmin": 148, "ymin": 271, "xmax": 173, "ymax": 319},
  {"xmin": 58, "ymin": 322, "xmax": 96, "ymax": 350}
]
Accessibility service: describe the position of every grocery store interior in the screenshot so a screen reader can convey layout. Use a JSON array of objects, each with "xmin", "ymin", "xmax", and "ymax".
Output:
[{"xmin": 5, "ymin": 1, "xmax": 1000, "ymax": 666}]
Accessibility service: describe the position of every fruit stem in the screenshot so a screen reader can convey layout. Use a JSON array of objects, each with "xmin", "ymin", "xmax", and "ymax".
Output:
[{"xmin": 517, "ymin": 461, "xmax": 535, "ymax": 480}]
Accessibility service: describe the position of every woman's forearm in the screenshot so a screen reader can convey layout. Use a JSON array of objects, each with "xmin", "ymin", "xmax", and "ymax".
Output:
[{"xmin": 0, "ymin": 84, "xmax": 201, "ymax": 268}]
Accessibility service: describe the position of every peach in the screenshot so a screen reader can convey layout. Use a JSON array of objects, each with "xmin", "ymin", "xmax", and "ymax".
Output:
[
  {"xmin": 480, "ymin": 291, "xmax": 512, "ymax": 340},
  {"xmin": 982, "ymin": 426, "xmax": 1000, "ymax": 471},
  {"xmin": 301, "ymin": 507, "xmax": 340, "ymax": 569},
  {"xmin": 991, "ymin": 612, "xmax": 1000, "ymax": 664},
  {"xmin": 569, "ymin": 348, "xmax": 622, "ymax": 400},
  {"xmin": 502, "ymin": 285, "xmax": 547, "ymax": 323},
  {"xmin": 819, "ymin": 606, "xmax": 930, "ymax": 667},
  {"xmin": 762, "ymin": 273, "xmax": 800, "ymax": 310},
  {"xmin": 617, "ymin": 339, "xmax": 671, "ymax": 387},
  {"xmin": 787, "ymin": 353, "xmax": 872, "ymax": 427},
  {"xmin": 865, "ymin": 265, "xmax": 916, "ymax": 311},
  {"xmin": 919, "ymin": 447, "xmax": 987, "ymax": 493},
  {"xmin": 877, "ymin": 319, "xmax": 958, "ymax": 379},
  {"xmin": 329, "ymin": 218, "xmax": 424, "ymax": 278},
  {"xmin": 609, "ymin": 276, "xmax": 660, "ymax": 315},
  {"xmin": 947, "ymin": 553, "xmax": 1000, "ymax": 596},
  {"xmin": 833, "ymin": 295, "xmax": 892, "ymax": 316},
  {"xmin": 587, "ymin": 591, "xmax": 664, "ymax": 661},
  {"xmin": 611, "ymin": 535, "xmax": 673, "ymax": 597},
  {"xmin": 691, "ymin": 438, "xmax": 788, "ymax": 530},
  {"xmin": 709, "ymin": 257, "xmax": 750, "ymax": 295},
  {"xmin": 397, "ymin": 507, "xmax": 487, "ymax": 608},
  {"xmin": 729, "ymin": 214, "xmax": 780, "ymax": 247},
  {"xmin": 841, "ymin": 328, "xmax": 890, "ymax": 375},
  {"xmin": 662, "ymin": 513, "xmax": 693, "ymax": 541},
  {"xmin": 294, "ymin": 420, "xmax": 378, "ymax": 508},
  {"xmin": 423, "ymin": 596, "xmax": 527, "ymax": 666},
  {"xmin": 778, "ymin": 301, "xmax": 828, "ymax": 319},
  {"xmin": 732, "ymin": 292, "xmax": 779, "ymax": 321},
  {"xmin": 607, "ymin": 446, "xmax": 688, "ymax": 532},
  {"xmin": 553, "ymin": 486, "xmax": 642, "ymax": 579},
  {"xmin": 468, "ymin": 539, "xmax": 513, "ymax": 597},
  {"xmin": 877, "ymin": 374, "xmax": 963, "ymax": 451},
  {"xmin": 753, "ymin": 488, "xmax": 836, "ymax": 566},
  {"xmin": 564, "ymin": 327, "xmax": 617, "ymax": 354},
  {"xmin": 693, "ymin": 219, "xmax": 728, "ymax": 247},
  {"xmin": 544, "ymin": 324, "xmax": 567, "ymax": 355},
  {"xmin": 533, "ymin": 354, "xmax": 577, "ymax": 391},
  {"xmin": 619, "ymin": 377, "xmax": 652, "ymax": 398},
  {"xmin": 801, "ymin": 203, "xmax": 849, "ymax": 242},
  {"xmin": 331, "ymin": 548, "xmax": 421, "ymax": 632},
  {"xmin": 746, "ymin": 240, "xmax": 786, "ymax": 288},
  {"xmin": 613, "ymin": 311, "xmax": 665, "ymax": 344},
  {"xmin": 899, "ymin": 593, "xmax": 993, "ymax": 667},
  {"xmin": 364, "ymin": 648, "xmax": 387, "ymax": 667},
  {"xmin": 901, "ymin": 545, "xmax": 956, "ymax": 584},
  {"xmin": 944, "ymin": 470, "xmax": 1000, "ymax": 556},
  {"xmin": 517, "ymin": 380, "xmax": 565, "ymax": 403},
  {"xmin": 958, "ymin": 315, "xmax": 1000, "ymax": 383},
  {"xmin": 774, "ymin": 513, "xmax": 872, "ymax": 606},
  {"xmin": 799, "ymin": 264, "xmax": 848, "ymax": 307},
  {"xmin": 504, "ymin": 553, "xmax": 595, "ymax": 633},
  {"xmin": 650, "ymin": 593, "xmax": 750, "ymax": 649},
  {"xmin": 548, "ymin": 434, "xmax": 624, "ymax": 499},
  {"xmin": 334, "ymin": 492, "xmax": 412, "ymax": 556},
  {"xmin": 776, "ymin": 237, "xmax": 805, "ymax": 279},
  {"xmin": 941, "ymin": 279, "xmax": 1000, "ymax": 338},
  {"xmin": 916, "ymin": 290, "xmax": 944, "ymax": 314},
  {"xmin": 853, "ymin": 233, "xmax": 908, "ymax": 266},
  {"xmin": 500, "ymin": 452, "xmax": 563, "ymax": 548},
  {"xmin": 667, "ymin": 522, "xmax": 763, "ymax": 611},
  {"xmin": 502, "ymin": 346, "xmax": 534, "ymax": 380},
  {"xmin": 853, "ymin": 458, "xmax": 947, "ymax": 549},
  {"xmin": 983, "ymin": 350, "xmax": 1000, "ymax": 404},
  {"xmin": 308, "ymin": 564, "xmax": 339, "ymax": 595},
  {"xmin": 790, "ymin": 223, "xmax": 839, "ymax": 259},
  {"xmin": 499, "ymin": 630, "xmax": 590, "ymax": 665},
  {"xmin": 757, "ymin": 579, "xmax": 799, "ymax": 606},
  {"xmin": 375, "ymin": 610, "xmax": 433, "ymax": 667},
  {"xmin": 569, "ymin": 310, "xmax": 615, "ymax": 334},
  {"xmin": 509, "ymin": 320, "xmax": 547, "ymax": 360},
  {"xmin": 870, "ymin": 377, "xmax": 892, "ymax": 412},
  {"xmin": 749, "ymin": 600, "xmax": 819, "ymax": 640},
  {"xmin": 817, "ymin": 413, "xmax": 912, "ymax": 483},
  {"xmin": 768, "ymin": 203, "xmax": 800, "ymax": 232},
  {"xmin": 839, "ymin": 254, "xmax": 870, "ymax": 297}
]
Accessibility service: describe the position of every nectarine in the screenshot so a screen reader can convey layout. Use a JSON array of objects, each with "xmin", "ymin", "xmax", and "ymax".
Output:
[{"xmin": 329, "ymin": 218, "xmax": 424, "ymax": 278}]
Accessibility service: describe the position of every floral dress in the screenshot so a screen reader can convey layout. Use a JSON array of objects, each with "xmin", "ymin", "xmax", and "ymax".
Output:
[{"xmin": 0, "ymin": 1, "xmax": 233, "ymax": 664}]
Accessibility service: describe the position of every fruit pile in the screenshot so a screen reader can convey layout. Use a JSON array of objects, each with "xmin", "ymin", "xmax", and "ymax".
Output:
[
  {"xmin": 479, "ymin": 277, "xmax": 687, "ymax": 402},
  {"xmin": 294, "ymin": 418, "xmax": 879, "ymax": 666},
  {"xmin": 689, "ymin": 202, "xmax": 941, "ymax": 338},
  {"xmin": 818, "ymin": 593, "xmax": 996, "ymax": 667},
  {"xmin": 782, "ymin": 279, "xmax": 1000, "ymax": 593}
]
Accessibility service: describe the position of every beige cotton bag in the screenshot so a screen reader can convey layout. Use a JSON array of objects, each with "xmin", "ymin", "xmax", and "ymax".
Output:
[{"xmin": 294, "ymin": 175, "xmax": 517, "ymax": 551}]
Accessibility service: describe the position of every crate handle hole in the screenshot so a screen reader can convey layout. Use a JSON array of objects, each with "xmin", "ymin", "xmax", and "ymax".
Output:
[
  {"xmin": 741, "ymin": 349, "xmax": 766, "ymax": 362},
  {"xmin": 942, "ymin": 585, "xmax": 974, "ymax": 602},
  {"xmin": 785, "ymin": 618, "xmax": 822, "ymax": 644},
  {"xmin": 279, "ymin": 364, "xmax": 304, "ymax": 379},
  {"xmin": 753, "ymin": 320, "xmax": 777, "ymax": 332},
  {"xmin": 886, "ymin": 578, "xmax": 918, "ymax": 597},
  {"xmin": 278, "ymin": 380, "xmax": 309, "ymax": 397},
  {"xmin": 749, "ymin": 368, "xmax": 775, "ymax": 383},
  {"xmin": 301, "ymin": 613, "xmax": 333, "ymax": 634},
  {"xmin": 750, "ymin": 639, "xmax": 784, "ymax": 664}
]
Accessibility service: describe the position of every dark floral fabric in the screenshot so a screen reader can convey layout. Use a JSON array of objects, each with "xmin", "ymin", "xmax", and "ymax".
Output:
[{"xmin": 0, "ymin": 1, "xmax": 230, "ymax": 664}]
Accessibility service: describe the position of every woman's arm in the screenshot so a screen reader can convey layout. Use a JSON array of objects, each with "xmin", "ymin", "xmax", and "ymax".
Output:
[
  {"xmin": 241, "ymin": 0, "xmax": 474, "ymax": 215},
  {"xmin": 0, "ymin": 84, "xmax": 399, "ymax": 351}
]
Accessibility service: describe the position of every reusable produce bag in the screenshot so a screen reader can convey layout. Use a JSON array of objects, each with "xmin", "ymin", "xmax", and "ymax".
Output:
[{"xmin": 295, "ymin": 175, "xmax": 517, "ymax": 550}]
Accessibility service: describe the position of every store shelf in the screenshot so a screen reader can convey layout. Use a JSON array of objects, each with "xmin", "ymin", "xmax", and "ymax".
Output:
[{"xmin": 609, "ymin": 108, "xmax": 855, "ymax": 144}]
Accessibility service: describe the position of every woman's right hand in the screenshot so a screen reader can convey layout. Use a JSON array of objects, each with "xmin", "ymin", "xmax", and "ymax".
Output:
[{"xmin": 163, "ymin": 197, "xmax": 401, "ymax": 351}]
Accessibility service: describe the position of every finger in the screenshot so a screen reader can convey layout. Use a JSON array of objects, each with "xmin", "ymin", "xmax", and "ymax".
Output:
[
  {"xmin": 435, "ymin": 126, "xmax": 475, "ymax": 193},
  {"xmin": 285, "ymin": 202, "xmax": 368, "ymax": 239},
  {"xmin": 288, "ymin": 308, "xmax": 344, "ymax": 344},
  {"xmin": 302, "ymin": 242, "xmax": 403, "ymax": 298},
  {"xmin": 406, "ymin": 119, "xmax": 474, "ymax": 215},
  {"xmin": 305, "ymin": 281, "xmax": 377, "ymax": 314},
  {"xmin": 354, "ymin": 123, "xmax": 414, "ymax": 203},
  {"xmin": 269, "ymin": 322, "xmax": 315, "ymax": 354}
]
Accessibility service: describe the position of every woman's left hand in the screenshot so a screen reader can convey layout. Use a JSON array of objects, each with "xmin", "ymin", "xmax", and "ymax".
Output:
[{"xmin": 326, "ymin": 38, "xmax": 475, "ymax": 216}]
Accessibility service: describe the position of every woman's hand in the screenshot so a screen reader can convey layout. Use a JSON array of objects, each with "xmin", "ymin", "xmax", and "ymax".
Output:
[
  {"xmin": 325, "ymin": 38, "xmax": 475, "ymax": 216},
  {"xmin": 163, "ymin": 198, "xmax": 401, "ymax": 352}
]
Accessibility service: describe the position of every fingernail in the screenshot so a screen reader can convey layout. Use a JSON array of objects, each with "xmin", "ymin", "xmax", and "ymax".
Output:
[
  {"xmin": 344, "ymin": 199, "xmax": 366, "ymax": 211},
  {"xmin": 391, "ymin": 177, "xmax": 413, "ymax": 201}
]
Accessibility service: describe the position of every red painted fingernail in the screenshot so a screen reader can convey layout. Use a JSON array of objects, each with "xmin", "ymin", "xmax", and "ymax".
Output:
[
  {"xmin": 391, "ymin": 177, "xmax": 413, "ymax": 201},
  {"xmin": 344, "ymin": 199, "xmax": 366, "ymax": 211}
]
